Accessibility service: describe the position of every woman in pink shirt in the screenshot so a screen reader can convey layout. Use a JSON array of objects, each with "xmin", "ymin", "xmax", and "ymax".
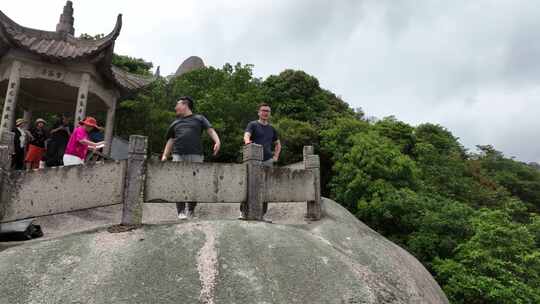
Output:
[{"xmin": 63, "ymin": 117, "xmax": 105, "ymax": 166}]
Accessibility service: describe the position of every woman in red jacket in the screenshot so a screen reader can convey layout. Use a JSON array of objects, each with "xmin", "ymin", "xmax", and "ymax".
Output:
[{"xmin": 25, "ymin": 118, "xmax": 49, "ymax": 169}]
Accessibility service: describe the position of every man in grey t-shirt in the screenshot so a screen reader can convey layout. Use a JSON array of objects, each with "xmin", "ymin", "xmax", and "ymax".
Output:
[{"xmin": 161, "ymin": 96, "xmax": 221, "ymax": 219}]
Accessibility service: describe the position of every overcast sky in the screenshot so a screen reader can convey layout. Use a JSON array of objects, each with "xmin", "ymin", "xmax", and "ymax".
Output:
[{"xmin": 3, "ymin": 1, "xmax": 540, "ymax": 162}]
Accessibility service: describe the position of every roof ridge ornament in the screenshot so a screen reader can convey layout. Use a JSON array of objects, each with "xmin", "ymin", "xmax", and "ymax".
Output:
[{"xmin": 56, "ymin": 0, "xmax": 75, "ymax": 36}]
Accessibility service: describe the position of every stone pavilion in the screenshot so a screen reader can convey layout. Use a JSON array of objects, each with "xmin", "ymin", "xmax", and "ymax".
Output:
[{"xmin": 0, "ymin": 1, "xmax": 153, "ymax": 155}]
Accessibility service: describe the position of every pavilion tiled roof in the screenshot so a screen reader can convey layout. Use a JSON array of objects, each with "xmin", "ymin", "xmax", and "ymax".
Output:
[
  {"xmin": 111, "ymin": 66, "xmax": 154, "ymax": 92},
  {"xmin": 0, "ymin": 10, "xmax": 121, "ymax": 61},
  {"xmin": 0, "ymin": 3, "xmax": 153, "ymax": 97}
]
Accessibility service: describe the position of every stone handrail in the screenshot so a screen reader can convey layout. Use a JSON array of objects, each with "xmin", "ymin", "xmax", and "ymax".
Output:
[
  {"xmin": 0, "ymin": 157, "xmax": 127, "ymax": 223},
  {"xmin": 0, "ymin": 135, "xmax": 321, "ymax": 224},
  {"xmin": 121, "ymin": 136, "xmax": 321, "ymax": 224}
]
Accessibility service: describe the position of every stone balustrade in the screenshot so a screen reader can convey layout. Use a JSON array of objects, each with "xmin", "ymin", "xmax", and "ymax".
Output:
[{"xmin": 0, "ymin": 135, "xmax": 321, "ymax": 225}]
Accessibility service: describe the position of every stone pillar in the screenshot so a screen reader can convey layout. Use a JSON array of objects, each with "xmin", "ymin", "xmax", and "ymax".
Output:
[
  {"xmin": 242, "ymin": 143, "xmax": 265, "ymax": 220},
  {"xmin": 0, "ymin": 118, "xmax": 16, "ymax": 169},
  {"xmin": 0, "ymin": 61, "xmax": 22, "ymax": 137},
  {"xmin": 304, "ymin": 146, "xmax": 321, "ymax": 220},
  {"xmin": 121, "ymin": 135, "xmax": 148, "ymax": 226},
  {"xmin": 103, "ymin": 98, "xmax": 117, "ymax": 156},
  {"xmin": 0, "ymin": 145, "xmax": 10, "ymax": 171},
  {"xmin": 0, "ymin": 145, "xmax": 9, "ymax": 221},
  {"xmin": 74, "ymin": 73, "xmax": 90, "ymax": 128},
  {"xmin": 22, "ymin": 110, "xmax": 32, "ymax": 130},
  {"xmin": 0, "ymin": 131, "xmax": 14, "ymax": 158}
]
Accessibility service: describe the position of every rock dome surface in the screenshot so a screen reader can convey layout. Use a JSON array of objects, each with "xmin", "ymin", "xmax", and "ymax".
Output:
[
  {"xmin": 0, "ymin": 199, "xmax": 449, "ymax": 304},
  {"xmin": 175, "ymin": 56, "xmax": 205, "ymax": 77}
]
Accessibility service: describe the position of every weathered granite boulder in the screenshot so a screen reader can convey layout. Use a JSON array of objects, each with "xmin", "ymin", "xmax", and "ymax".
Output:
[
  {"xmin": 0, "ymin": 199, "xmax": 449, "ymax": 304},
  {"xmin": 175, "ymin": 56, "xmax": 205, "ymax": 77}
]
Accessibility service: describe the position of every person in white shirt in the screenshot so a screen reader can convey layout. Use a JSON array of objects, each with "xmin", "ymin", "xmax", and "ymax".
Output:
[{"xmin": 12, "ymin": 118, "xmax": 33, "ymax": 170}]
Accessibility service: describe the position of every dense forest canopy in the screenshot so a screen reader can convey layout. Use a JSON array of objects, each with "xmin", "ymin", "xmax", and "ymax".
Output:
[{"xmin": 113, "ymin": 57, "xmax": 540, "ymax": 304}]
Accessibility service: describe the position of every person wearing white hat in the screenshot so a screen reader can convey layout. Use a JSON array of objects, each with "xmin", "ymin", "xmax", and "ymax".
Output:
[{"xmin": 11, "ymin": 118, "xmax": 32, "ymax": 170}]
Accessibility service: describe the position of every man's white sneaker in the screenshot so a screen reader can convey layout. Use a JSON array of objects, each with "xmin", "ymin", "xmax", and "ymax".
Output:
[
  {"xmin": 177, "ymin": 212, "xmax": 188, "ymax": 220},
  {"xmin": 238, "ymin": 213, "xmax": 246, "ymax": 220},
  {"xmin": 263, "ymin": 215, "xmax": 272, "ymax": 223}
]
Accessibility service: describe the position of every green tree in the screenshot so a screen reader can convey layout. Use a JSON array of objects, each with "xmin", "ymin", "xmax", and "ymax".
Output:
[
  {"xmin": 406, "ymin": 198, "xmax": 475, "ymax": 265},
  {"xmin": 320, "ymin": 117, "xmax": 369, "ymax": 161},
  {"xmin": 262, "ymin": 69, "xmax": 356, "ymax": 125},
  {"xmin": 78, "ymin": 33, "xmax": 153, "ymax": 76},
  {"xmin": 273, "ymin": 118, "xmax": 318, "ymax": 164},
  {"xmin": 412, "ymin": 123, "xmax": 493, "ymax": 206},
  {"xmin": 434, "ymin": 209, "xmax": 540, "ymax": 304},
  {"xmin": 331, "ymin": 131, "xmax": 419, "ymax": 212},
  {"xmin": 528, "ymin": 214, "xmax": 540, "ymax": 247},
  {"xmin": 115, "ymin": 78, "xmax": 173, "ymax": 154},
  {"xmin": 263, "ymin": 70, "xmax": 327, "ymax": 123},
  {"xmin": 319, "ymin": 116, "xmax": 370, "ymax": 195},
  {"xmin": 475, "ymin": 145, "xmax": 540, "ymax": 212},
  {"xmin": 373, "ymin": 116, "xmax": 415, "ymax": 155},
  {"xmin": 111, "ymin": 57, "xmax": 540, "ymax": 304},
  {"xmin": 112, "ymin": 54, "xmax": 153, "ymax": 76},
  {"xmin": 169, "ymin": 63, "xmax": 264, "ymax": 162}
]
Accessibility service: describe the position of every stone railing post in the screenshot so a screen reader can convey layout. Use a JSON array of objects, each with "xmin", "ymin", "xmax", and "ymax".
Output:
[
  {"xmin": 304, "ymin": 146, "xmax": 321, "ymax": 220},
  {"xmin": 121, "ymin": 135, "xmax": 148, "ymax": 226},
  {"xmin": 242, "ymin": 143, "xmax": 265, "ymax": 220}
]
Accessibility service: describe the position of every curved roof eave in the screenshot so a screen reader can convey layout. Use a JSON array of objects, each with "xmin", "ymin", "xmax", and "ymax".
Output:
[
  {"xmin": 110, "ymin": 65, "xmax": 156, "ymax": 98},
  {"xmin": 0, "ymin": 10, "xmax": 122, "ymax": 60}
]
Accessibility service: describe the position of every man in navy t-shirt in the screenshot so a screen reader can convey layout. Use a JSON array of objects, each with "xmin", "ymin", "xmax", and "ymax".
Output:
[
  {"xmin": 242, "ymin": 103, "xmax": 282, "ymax": 220},
  {"xmin": 244, "ymin": 103, "xmax": 281, "ymax": 165}
]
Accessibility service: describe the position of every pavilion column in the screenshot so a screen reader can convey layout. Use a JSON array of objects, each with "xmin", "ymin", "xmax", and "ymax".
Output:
[
  {"xmin": 74, "ymin": 73, "xmax": 90, "ymax": 128},
  {"xmin": 103, "ymin": 97, "xmax": 117, "ymax": 156},
  {"xmin": 23, "ymin": 109, "xmax": 32, "ymax": 129},
  {"xmin": 0, "ymin": 61, "xmax": 22, "ymax": 137}
]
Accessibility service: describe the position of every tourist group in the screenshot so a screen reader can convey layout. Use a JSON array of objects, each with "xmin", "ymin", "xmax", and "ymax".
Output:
[
  {"xmin": 11, "ymin": 97, "xmax": 281, "ymax": 221},
  {"xmin": 11, "ymin": 115, "xmax": 105, "ymax": 170}
]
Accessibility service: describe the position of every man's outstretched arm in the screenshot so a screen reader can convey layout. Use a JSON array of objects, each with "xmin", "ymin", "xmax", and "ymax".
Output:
[
  {"xmin": 207, "ymin": 128, "xmax": 221, "ymax": 156},
  {"xmin": 161, "ymin": 138, "xmax": 173, "ymax": 161},
  {"xmin": 243, "ymin": 132, "xmax": 252, "ymax": 145},
  {"xmin": 273, "ymin": 140, "xmax": 282, "ymax": 161}
]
